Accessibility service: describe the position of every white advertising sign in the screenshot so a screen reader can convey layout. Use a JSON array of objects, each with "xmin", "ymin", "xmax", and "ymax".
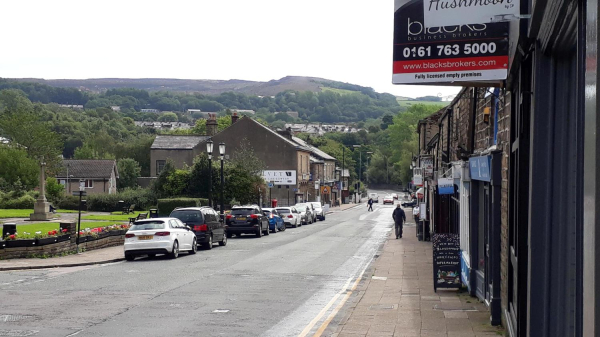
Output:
[
  {"xmin": 414, "ymin": 175, "xmax": 423, "ymax": 186},
  {"xmin": 423, "ymin": 0, "xmax": 520, "ymax": 28},
  {"xmin": 420, "ymin": 202, "xmax": 427, "ymax": 220},
  {"xmin": 422, "ymin": 158, "xmax": 434, "ymax": 178},
  {"xmin": 263, "ymin": 170, "xmax": 297, "ymax": 185}
]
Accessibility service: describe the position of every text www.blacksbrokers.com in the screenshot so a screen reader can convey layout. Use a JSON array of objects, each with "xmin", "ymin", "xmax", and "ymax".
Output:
[{"xmin": 404, "ymin": 59, "xmax": 496, "ymax": 70}]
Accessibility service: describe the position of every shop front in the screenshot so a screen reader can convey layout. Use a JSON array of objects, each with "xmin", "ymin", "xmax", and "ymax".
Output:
[{"xmin": 469, "ymin": 153, "xmax": 502, "ymax": 326}]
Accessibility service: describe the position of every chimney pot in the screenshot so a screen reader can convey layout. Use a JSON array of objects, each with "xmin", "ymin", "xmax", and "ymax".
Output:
[{"xmin": 232, "ymin": 112, "xmax": 239, "ymax": 124}]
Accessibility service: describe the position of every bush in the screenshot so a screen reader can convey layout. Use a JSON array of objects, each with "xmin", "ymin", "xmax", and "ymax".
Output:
[
  {"xmin": 86, "ymin": 188, "xmax": 157, "ymax": 212},
  {"xmin": 0, "ymin": 194, "xmax": 36, "ymax": 209},
  {"xmin": 56, "ymin": 195, "xmax": 81, "ymax": 210},
  {"xmin": 46, "ymin": 177, "xmax": 64, "ymax": 202},
  {"xmin": 157, "ymin": 198, "xmax": 208, "ymax": 216}
]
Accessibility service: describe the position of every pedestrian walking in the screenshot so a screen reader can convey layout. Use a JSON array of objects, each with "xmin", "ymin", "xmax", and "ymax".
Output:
[
  {"xmin": 392, "ymin": 204, "xmax": 406, "ymax": 239},
  {"xmin": 412, "ymin": 205, "xmax": 419, "ymax": 224},
  {"xmin": 367, "ymin": 198, "xmax": 374, "ymax": 212}
]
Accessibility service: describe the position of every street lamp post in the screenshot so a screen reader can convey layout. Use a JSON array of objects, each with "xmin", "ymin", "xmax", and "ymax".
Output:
[
  {"xmin": 219, "ymin": 142, "xmax": 225, "ymax": 215},
  {"xmin": 206, "ymin": 140, "xmax": 214, "ymax": 207}
]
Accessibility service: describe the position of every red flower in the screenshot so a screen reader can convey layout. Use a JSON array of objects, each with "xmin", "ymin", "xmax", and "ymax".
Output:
[
  {"xmin": 9, "ymin": 234, "xmax": 15, "ymax": 240},
  {"xmin": 52, "ymin": 230, "xmax": 58, "ymax": 235},
  {"xmin": 62, "ymin": 228, "xmax": 68, "ymax": 233},
  {"xmin": 48, "ymin": 231, "xmax": 53, "ymax": 236}
]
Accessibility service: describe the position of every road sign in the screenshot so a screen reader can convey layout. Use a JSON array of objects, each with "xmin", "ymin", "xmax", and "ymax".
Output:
[{"xmin": 268, "ymin": 182, "xmax": 274, "ymax": 188}]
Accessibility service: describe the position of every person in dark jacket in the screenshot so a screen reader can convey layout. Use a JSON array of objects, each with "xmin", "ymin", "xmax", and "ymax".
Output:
[
  {"xmin": 392, "ymin": 204, "xmax": 406, "ymax": 239},
  {"xmin": 367, "ymin": 198, "xmax": 374, "ymax": 212}
]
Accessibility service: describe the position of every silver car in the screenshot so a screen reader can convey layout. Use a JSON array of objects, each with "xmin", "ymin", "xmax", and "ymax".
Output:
[
  {"xmin": 294, "ymin": 203, "xmax": 313, "ymax": 225},
  {"xmin": 309, "ymin": 202, "xmax": 325, "ymax": 221},
  {"xmin": 276, "ymin": 207, "xmax": 301, "ymax": 228}
]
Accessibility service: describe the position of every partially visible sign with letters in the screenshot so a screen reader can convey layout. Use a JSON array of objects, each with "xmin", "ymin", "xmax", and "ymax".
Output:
[
  {"xmin": 393, "ymin": 0, "xmax": 509, "ymax": 85},
  {"xmin": 469, "ymin": 155, "xmax": 491, "ymax": 181},
  {"xmin": 438, "ymin": 178, "xmax": 454, "ymax": 195},
  {"xmin": 263, "ymin": 170, "xmax": 297, "ymax": 185},
  {"xmin": 423, "ymin": 0, "xmax": 520, "ymax": 28}
]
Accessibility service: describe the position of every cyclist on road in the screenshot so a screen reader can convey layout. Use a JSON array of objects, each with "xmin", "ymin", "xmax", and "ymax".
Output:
[{"xmin": 392, "ymin": 204, "xmax": 406, "ymax": 239}]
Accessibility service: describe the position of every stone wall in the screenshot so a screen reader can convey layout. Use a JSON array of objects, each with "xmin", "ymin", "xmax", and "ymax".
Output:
[{"xmin": 0, "ymin": 221, "xmax": 125, "ymax": 260}]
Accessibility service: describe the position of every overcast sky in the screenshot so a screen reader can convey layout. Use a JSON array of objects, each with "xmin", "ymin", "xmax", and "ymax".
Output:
[{"xmin": 1, "ymin": 0, "xmax": 460, "ymax": 99}]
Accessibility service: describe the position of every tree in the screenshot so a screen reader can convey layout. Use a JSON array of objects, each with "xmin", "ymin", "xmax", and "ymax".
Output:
[
  {"xmin": 0, "ymin": 145, "xmax": 39, "ymax": 191},
  {"xmin": 45, "ymin": 177, "xmax": 64, "ymax": 202},
  {"xmin": 0, "ymin": 90, "xmax": 63, "ymax": 169},
  {"xmin": 117, "ymin": 158, "xmax": 141, "ymax": 190},
  {"xmin": 191, "ymin": 119, "xmax": 207, "ymax": 134},
  {"xmin": 158, "ymin": 112, "xmax": 178, "ymax": 122}
]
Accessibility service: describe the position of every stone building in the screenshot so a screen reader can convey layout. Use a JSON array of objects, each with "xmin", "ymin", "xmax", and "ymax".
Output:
[{"xmin": 56, "ymin": 160, "xmax": 119, "ymax": 195}]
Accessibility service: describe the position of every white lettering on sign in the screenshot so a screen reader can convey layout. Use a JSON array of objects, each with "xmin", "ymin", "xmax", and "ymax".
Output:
[{"xmin": 423, "ymin": 0, "xmax": 519, "ymax": 28}]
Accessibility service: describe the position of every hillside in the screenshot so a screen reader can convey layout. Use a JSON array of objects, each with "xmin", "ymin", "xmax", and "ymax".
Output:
[{"xmin": 14, "ymin": 76, "xmax": 377, "ymax": 97}]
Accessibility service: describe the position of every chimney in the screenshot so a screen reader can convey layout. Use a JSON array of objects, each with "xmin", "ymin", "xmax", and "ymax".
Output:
[
  {"xmin": 206, "ymin": 113, "xmax": 218, "ymax": 136},
  {"xmin": 231, "ymin": 112, "xmax": 239, "ymax": 124}
]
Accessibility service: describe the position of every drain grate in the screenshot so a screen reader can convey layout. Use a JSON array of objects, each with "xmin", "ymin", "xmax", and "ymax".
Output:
[
  {"xmin": 433, "ymin": 304, "xmax": 478, "ymax": 311},
  {"xmin": 0, "ymin": 316, "xmax": 34, "ymax": 323},
  {"xmin": 369, "ymin": 304, "xmax": 395, "ymax": 310},
  {"xmin": 0, "ymin": 331, "xmax": 39, "ymax": 337}
]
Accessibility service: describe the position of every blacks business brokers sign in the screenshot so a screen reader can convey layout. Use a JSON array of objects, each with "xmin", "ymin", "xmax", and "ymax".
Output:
[
  {"xmin": 432, "ymin": 233, "xmax": 461, "ymax": 291},
  {"xmin": 262, "ymin": 170, "xmax": 297, "ymax": 185},
  {"xmin": 393, "ymin": 0, "xmax": 509, "ymax": 85}
]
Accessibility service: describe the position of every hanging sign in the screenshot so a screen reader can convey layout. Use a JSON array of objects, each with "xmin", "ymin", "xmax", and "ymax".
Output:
[
  {"xmin": 422, "ymin": 158, "xmax": 434, "ymax": 178},
  {"xmin": 433, "ymin": 233, "xmax": 462, "ymax": 291},
  {"xmin": 469, "ymin": 155, "xmax": 491, "ymax": 181},
  {"xmin": 438, "ymin": 177, "xmax": 454, "ymax": 194},
  {"xmin": 393, "ymin": 0, "xmax": 509, "ymax": 85},
  {"xmin": 414, "ymin": 175, "xmax": 423, "ymax": 186},
  {"xmin": 423, "ymin": 0, "xmax": 520, "ymax": 28}
]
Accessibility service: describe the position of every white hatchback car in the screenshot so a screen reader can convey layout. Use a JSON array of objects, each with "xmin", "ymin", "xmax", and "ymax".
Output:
[
  {"xmin": 124, "ymin": 218, "xmax": 197, "ymax": 261},
  {"xmin": 276, "ymin": 207, "xmax": 301, "ymax": 228}
]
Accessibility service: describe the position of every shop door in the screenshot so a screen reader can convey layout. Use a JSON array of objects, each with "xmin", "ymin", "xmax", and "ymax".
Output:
[
  {"xmin": 483, "ymin": 184, "xmax": 491, "ymax": 303},
  {"xmin": 507, "ymin": 59, "xmax": 531, "ymax": 337}
]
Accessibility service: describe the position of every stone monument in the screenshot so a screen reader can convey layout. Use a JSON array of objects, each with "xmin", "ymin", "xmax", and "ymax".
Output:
[{"xmin": 30, "ymin": 159, "xmax": 53, "ymax": 221}]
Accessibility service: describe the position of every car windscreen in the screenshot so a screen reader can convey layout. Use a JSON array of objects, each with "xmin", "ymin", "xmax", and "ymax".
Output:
[
  {"xmin": 311, "ymin": 203, "xmax": 322, "ymax": 209},
  {"xmin": 277, "ymin": 209, "xmax": 291, "ymax": 213},
  {"xmin": 130, "ymin": 221, "xmax": 165, "ymax": 230},
  {"xmin": 232, "ymin": 208, "xmax": 255, "ymax": 215},
  {"xmin": 170, "ymin": 210, "xmax": 203, "ymax": 223}
]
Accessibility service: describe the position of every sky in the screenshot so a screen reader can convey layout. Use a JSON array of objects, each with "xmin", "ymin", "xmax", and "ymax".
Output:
[{"xmin": 0, "ymin": 0, "xmax": 461, "ymax": 99}]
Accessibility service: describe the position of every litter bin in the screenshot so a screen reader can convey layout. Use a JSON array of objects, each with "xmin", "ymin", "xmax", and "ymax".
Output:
[
  {"xmin": 149, "ymin": 209, "xmax": 159, "ymax": 218},
  {"xmin": 117, "ymin": 200, "xmax": 125, "ymax": 213},
  {"xmin": 271, "ymin": 199, "xmax": 278, "ymax": 208},
  {"xmin": 2, "ymin": 223, "xmax": 16, "ymax": 239}
]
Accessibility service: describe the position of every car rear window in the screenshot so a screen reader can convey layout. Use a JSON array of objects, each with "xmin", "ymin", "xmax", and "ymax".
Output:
[
  {"xmin": 130, "ymin": 221, "xmax": 165, "ymax": 230},
  {"xmin": 170, "ymin": 210, "xmax": 203, "ymax": 223},
  {"xmin": 277, "ymin": 209, "xmax": 290, "ymax": 213},
  {"xmin": 232, "ymin": 208, "xmax": 255, "ymax": 215}
]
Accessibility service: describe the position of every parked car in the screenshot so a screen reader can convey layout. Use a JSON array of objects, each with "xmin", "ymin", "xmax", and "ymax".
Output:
[
  {"xmin": 276, "ymin": 207, "xmax": 301, "ymax": 228},
  {"xmin": 226, "ymin": 205, "xmax": 270, "ymax": 238},
  {"xmin": 263, "ymin": 208, "xmax": 286, "ymax": 233},
  {"xmin": 294, "ymin": 203, "xmax": 313, "ymax": 225},
  {"xmin": 391, "ymin": 193, "xmax": 398, "ymax": 200},
  {"xmin": 401, "ymin": 198, "xmax": 417, "ymax": 207},
  {"xmin": 383, "ymin": 195, "xmax": 394, "ymax": 205},
  {"xmin": 369, "ymin": 193, "xmax": 379, "ymax": 203},
  {"xmin": 124, "ymin": 218, "xmax": 196, "ymax": 261},
  {"xmin": 309, "ymin": 202, "xmax": 326, "ymax": 221},
  {"xmin": 169, "ymin": 207, "xmax": 226, "ymax": 250}
]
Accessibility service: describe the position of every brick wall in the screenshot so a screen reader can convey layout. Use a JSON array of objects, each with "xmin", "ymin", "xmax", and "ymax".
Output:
[{"xmin": 497, "ymin": 91, "xmax": 511, "ymax": 326}]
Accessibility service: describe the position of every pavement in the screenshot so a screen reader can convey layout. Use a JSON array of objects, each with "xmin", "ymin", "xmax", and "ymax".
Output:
[
  {"xmin": 328, "ymin": 223, "xmax": 504, "ymax": 337},
  {"xmin": 0, "ymin": 246, "xmax": 125, "ymax": 271}
]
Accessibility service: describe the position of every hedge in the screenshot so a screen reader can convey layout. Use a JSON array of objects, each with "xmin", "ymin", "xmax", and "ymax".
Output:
[
  {"xmin": 85, "ymin": 188, "xmax": 157, "ymax": 212},
  {"xmin": 157, "ymin": 198, "xmax": 208, "ymax": 216},
  {"xmin": 0, "ymin": 194, "xmax": 35, "ymax": 209},
  {"xmin": 56, "ymin": 195, "xmax": 82, "ymax": 210}
]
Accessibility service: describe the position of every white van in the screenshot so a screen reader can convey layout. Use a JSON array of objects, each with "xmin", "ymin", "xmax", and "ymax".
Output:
[{"xmin": 369, "ymin": 193, "xmax": 379, "ymax": 203}]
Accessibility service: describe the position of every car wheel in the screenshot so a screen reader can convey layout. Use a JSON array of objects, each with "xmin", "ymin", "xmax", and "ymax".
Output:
[
  {"xmin": 281, "ymin": 223, "xmax": 286, "ymax": 231},
  {"xmin": 263, "ymin": 221, "xmax": 270, "ymax": 236},
  {"xmin": 125, "ymin": 253, "xmax": 135, "ymax": 261},
  {"xmin": 189, "ymin": 238, "xmax": 197, "ymax": 254},
  {"xmin": 293, "ymin": 221, "xmax": 298, "ymax": 228},
  {"xmin": 271, "ymin": 225, "xmax": 277, "ymax": 234},
  {"xmin": 219, "ymin": 233, "xmax": 227, "ymax": 246},
  {"xmin": 169, "ymin": 241, "xmax": 179, "ymax": 259},
  {"xmin": 203, "ymin": 235, "xmax": 213, "ymax": 250},
  {"xmin": 256, "ymin": 227, "xmax": 263, "ymax": 238}
]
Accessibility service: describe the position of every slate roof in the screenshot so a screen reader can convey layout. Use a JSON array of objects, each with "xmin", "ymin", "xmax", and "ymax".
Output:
[
  {"xmin": 291, "ymin": 136, "xmax": 337, "ymax": 161},
  {"xmin": 151, "ymin": 135, "xmax": 210, "ymax": 150},
  {"xmin": 57, "ymin": 160, "xmax": 118, "ymax": 179}
]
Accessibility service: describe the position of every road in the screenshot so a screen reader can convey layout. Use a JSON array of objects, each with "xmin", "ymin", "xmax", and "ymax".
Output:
[{"xmin": 0, "ymin": 192, "xmax": 405, "ymax": 337}]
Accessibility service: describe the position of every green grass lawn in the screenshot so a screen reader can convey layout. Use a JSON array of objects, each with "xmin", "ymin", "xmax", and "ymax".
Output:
[
  {"xmin": 81, "ymin": 212, "xmax": 143, "ymax": 221},
  {"xmin": 0, "ymin": 221, "xmax": 125, "ymax": 237},
  {"xmin": 0, "ymin": 209, "xmax": 78, "ymax": 219}
]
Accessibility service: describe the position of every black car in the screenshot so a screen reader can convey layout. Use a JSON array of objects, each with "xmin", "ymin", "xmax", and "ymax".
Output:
[
  {"xmin": 169, "ymin": 207, "xmax": 227, "ymax": 250},
  {"xmin": 226, "ymin": 205, "xmax": 270, "ymax": 238},
  {"xmin": 401, "ymin": 199, "xmax": 418, "ymax": 207}
]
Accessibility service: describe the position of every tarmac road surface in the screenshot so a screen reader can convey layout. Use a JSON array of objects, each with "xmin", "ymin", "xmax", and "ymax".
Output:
[{"xmin": 0, "ymin": 190, "xmax": 401, "ymax": 337}]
